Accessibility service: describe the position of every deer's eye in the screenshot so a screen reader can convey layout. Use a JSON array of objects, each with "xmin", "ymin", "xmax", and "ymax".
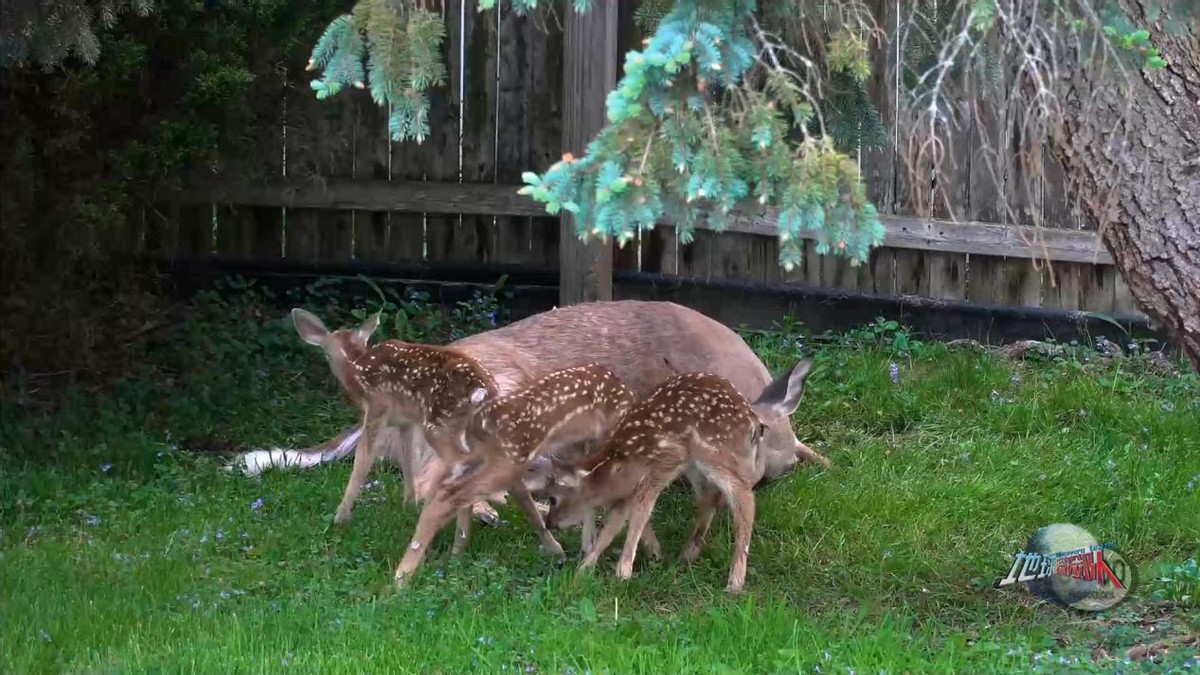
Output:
[{"xmin": 548, "ymin": 495, "xmax": 559, "ymax": 508}]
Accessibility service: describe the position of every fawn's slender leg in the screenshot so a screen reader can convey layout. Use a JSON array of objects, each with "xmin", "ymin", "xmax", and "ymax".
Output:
[
  {"xmin": 638, "ymin": 521, "xmax": 663, "ymax": 561},
  {"xmin": 512, "ymin": 483, "xmax": 566, "ymax": 556},
  {"xmin": 398, "ymin": 424, "xmax": 421, "ymax": 506},
  {"xmin": 580, "ymin": 509, "xmax": 597, "ymax": 555},
  {"xmin": 579, "ymin": 504, "xmax": 629, "ymax": 570},
  {"xmin": 334, "ymin": 412, "xmax": 379, "ymax": 525},
  {"xmin": 394, "ymin": 490, "xmax": 459, "ymax": 587},
  {"xmin": 452, "ymin": 506, "xmax": 473, "ymax": 556},
  {"xmin": 680, "ymin": 487, "xmax": 724, "ymax": 563},
  {"xmin": 725, "ymin": 483, "xmax": 756, "ymax": 594},
  {"xmin": 615, "ymin": 490, "xmax": 662, "ymax": 580}
]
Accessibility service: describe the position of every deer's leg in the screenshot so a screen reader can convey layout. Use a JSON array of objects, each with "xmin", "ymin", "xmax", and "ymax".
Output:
[
  {"xmin": 680, "ymin": 487, "xmax": 724, "ymax": 563},
  {"xmin": 398, "ymin": 424, "xmax": 422, "ymax": 506},
  {"xmin": 394, "ymin": 489, "xmax": 460, "ymax": 588},
  {"xmin": 725, "ymin": 484, "xmax": 756, "ymax": 594},
  {"xmin": 333, "ymin": 412, "xmax": 380, "ymax": 526},
  {"xmin": 579, "ymin": 504, "xmax": 629, "ymax": 571},
  {"xmin": 615, "ymin": 489, "xmax": 662, "ymax": 580},
  {"xmin": 638, "ymin": 520, "xmax": 663, "ymax": 561},
  {"xmin": 452, "ymin": 505, "xmax": 474, "ymax": 556},
  {"xmin": 512, "ymin": 483, "xmax": 565, "ymax": 557},
  {"xmin": 580, "ymin": 508, "xmax": 596, "ymax": 556}
]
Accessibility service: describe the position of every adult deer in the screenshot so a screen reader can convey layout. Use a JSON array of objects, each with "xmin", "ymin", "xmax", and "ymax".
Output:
[
  {"xmin": 542, "ymin": 360, "xmax": 813, "ymax": 594},
  {"xmin": 238, "ymin": 301, "xmax": 828, "ymax": 521}
]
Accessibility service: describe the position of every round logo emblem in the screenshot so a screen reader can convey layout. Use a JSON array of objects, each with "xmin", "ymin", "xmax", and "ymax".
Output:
[{"xmin": 995, "ymin": 523, "xmax": 1135, "ymax": 612}]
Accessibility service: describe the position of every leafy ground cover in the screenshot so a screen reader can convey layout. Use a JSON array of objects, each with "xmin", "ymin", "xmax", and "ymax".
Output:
[{"xmin": 2, "ymin": 278, "xmax": 1198, "ymax": 673}]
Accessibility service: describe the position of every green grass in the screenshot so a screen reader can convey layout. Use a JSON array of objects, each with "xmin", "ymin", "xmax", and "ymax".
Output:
[{"xmin": 2, "ymin": 284, "xmax": 1199, "ymax": 673}]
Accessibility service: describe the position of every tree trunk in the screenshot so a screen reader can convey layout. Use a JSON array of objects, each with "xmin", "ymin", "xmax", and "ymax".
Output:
[{"xmin": 1044, "ymin": 1, "xmax": 1200, "ymax": 370}]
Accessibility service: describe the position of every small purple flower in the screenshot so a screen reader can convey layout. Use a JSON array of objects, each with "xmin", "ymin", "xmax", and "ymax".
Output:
[
  {"xmin": 1162, "ymin": 401, "xmax": 1176, "ymax": 412},
  {"xmin": 888, "ymin": 362, "xmax": 900, "ymax": 384},
  {"xmin": 38, "ymin": 629, "xmax": 51, "ymax": 642},
  {"xmin": 1009, "ymin": 371, "xmax": 1021, "ymax": 385},
  {"xmin": 100, "ymin": 464, "xmax": 113, "ymax": 473},
  {"xmin": 251, "ymin": 498, "xmax": 264, "ymax": 511},
  {"xmin": 215, "ymin": 530, "xmax": 225, "ymax": 540},
  {"xmin": 83, "ymin": 514, "xmax": 99, "ymax": 526},
  {"xmin": 219, "ymin": 590, "xmax": 231, "ymax": 599}
]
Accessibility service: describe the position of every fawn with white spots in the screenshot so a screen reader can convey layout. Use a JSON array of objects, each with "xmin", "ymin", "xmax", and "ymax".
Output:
[
  {"xmin": 391, "ymin": 363, "xmax": 642, "ymax": 587},
  {"xmin": 291, "ymin": 308, "xmax": 503, "ymax": 543},
  {"xmin": 542, "ymin": 359, "xmax": 813, "ymax": 593}
]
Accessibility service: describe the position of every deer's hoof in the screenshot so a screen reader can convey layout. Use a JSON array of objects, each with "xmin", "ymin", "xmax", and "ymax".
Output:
[
  {"xmin": 541, "ymin": 539, "xmax": 565, "ymax": 558},
  {"xmin": 393, "ymin": 571, "xmax": 412, "ymax": 590},
  {"xmin": 332, "ymin": 510, "xmax": 353, "ymax": 526},
  {"xmin": 725, "ymin": 582, "xmax": 745, "ymax": 595},
  {"xmin": 472, "ymin": 502, "xmax": 501, "ymax": 527}
]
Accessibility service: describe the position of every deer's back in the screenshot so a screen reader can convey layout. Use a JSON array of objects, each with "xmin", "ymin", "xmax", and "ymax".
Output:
[{"xmin": 473, "ymin": 364, "xmax": 632, "ymax": 460}]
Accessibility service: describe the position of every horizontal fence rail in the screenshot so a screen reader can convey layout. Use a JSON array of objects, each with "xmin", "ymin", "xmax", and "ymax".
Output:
[{"xmin": 168, "ymin": 179, "xmax": 1116, "ymax": 265}]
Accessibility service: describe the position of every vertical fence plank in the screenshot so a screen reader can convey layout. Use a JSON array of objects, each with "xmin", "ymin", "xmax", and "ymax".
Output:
[
  {"xmin": 678, "ymin": 231, "xmax": 714, "ymax": 280},
  {"xmin": 494, "ymin": 6, "xmax": 563, "ymax": 270},
  {"xmin": 1113, "ymin": 272, "xmax": 1139, "ymax": 314},
  {"xmin": 284, "ymin": 49, "xmax": 355, "ymax": 265},
  {"xmin": 494, "ymin": 6, "xmax": 535, "ymax": 267},
  {"xmin": 966, "ymin": 34, "xmax": 1039, "ymax": 308},
  {"xmin": 1043, "ymin": 150, "xmax": 1106, "ymax": 311},
  {"xmin": 449, "ymin": 0, "xmax": 498, "ymax": 264},
  {"xmin": 926, "ymin": 100, "xmax": 971, "ymax": 300},
  {"xmin": 216, "ymin": 204, "xmax": 252, "ymax": 258},
  {"xmin": 887, "ymin": 1, "xmax": 928, "ymax": 295},
  {"xmin": 390, "ymin": 121, "xmax": 436, "ymax": 264},
  {"xmin": 174, "ymin": 204, "xmax": 212, "ymax": 260},
  {"xmin": 353, "ymin": 95, "xmax": 392, "ymax": 263},
  {"xmin": 215, "ymin": 53, "xmax": 285, "ymax": 263},
  {"xmin": 643, "ymin": 226, "xmax": 677, "ymax": 275},
  {"xmin": 863, "ymin": 0, "xmax": 896, "ymax": 283},
  {"xmin": 527, "ymin": 8, "xmax": 564, "ymax": 269}
]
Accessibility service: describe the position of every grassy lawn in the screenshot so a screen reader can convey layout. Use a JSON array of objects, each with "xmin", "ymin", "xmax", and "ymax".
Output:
[{"xmin": 2, "ymin": 281, "xmax": 1198, "ymax": 673}]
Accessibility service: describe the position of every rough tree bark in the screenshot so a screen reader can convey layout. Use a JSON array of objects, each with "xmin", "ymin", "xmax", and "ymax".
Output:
[{"xmin": 1047, "ymin": 0, "xmax": 1200, "ymax": 370}]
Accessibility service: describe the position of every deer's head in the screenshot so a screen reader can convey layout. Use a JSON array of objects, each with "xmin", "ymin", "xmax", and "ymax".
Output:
[
  {"xmin": 291, "ymin": 308, "xmax": 381, "ymax": 398},
  {"xmin": 748, "ymin": 358, "xmax": 814, "ymax": 481}
]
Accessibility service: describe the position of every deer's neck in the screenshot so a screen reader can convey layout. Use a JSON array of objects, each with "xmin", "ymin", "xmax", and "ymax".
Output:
[{"xmin": 331, "ymin": 342, "xmax": 370, "ymax": 407}]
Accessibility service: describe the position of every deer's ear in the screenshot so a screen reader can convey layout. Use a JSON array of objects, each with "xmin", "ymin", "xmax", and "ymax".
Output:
[
  {"xmin": 291, "ymin": 308, "xmax": 329, "ymax": 346},
  {"xmin": 469, "ymin": 387, "xmax": 489, "ymax": 405},
  {"xmin": 357, "ymin": 311, "xmax": 381, "ymax": 342},
  {"xmin": 751, "ymin": 358, "xmax": 812, "ymax": 424}
]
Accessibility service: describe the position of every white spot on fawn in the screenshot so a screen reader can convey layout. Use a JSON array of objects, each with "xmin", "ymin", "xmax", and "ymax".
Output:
[{"xmin": 410, "ymin": 540, "xmax": 421, "ymax": 550}]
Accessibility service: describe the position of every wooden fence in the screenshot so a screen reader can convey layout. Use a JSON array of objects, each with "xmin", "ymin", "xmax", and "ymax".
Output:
[{"xmin": 139, "ymin": 0, "xmax": 1143, "ymax": 321}]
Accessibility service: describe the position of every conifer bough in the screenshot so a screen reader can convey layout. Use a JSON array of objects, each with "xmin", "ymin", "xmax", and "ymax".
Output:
[{"xmin": 306, "ymin": 0, "xmax": 886, "ymax": 269}]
